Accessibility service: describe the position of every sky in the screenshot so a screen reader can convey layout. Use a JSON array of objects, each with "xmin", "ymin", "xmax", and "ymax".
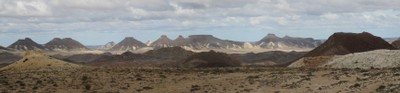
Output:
[{"xmin": 0, "ymin": 0, "xmax": 399, "ymax": 46}]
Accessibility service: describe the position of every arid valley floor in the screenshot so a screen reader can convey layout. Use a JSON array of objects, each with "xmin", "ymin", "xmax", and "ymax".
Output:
[{"xmin": 2, "ymin": 67, "xmax": 400, "ymax": 93}]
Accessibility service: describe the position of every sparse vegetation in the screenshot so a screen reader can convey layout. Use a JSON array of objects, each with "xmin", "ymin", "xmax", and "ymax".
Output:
[{"xmin": 1, "ymin": 67, "xmax": 399, "ymax": 92}]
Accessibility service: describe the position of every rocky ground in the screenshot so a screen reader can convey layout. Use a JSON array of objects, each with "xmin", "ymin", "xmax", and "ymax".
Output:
[
  {"xmin": 322, "ymin": 50, "xmax": 400, "ymax": 69},
  {"xmin": 1, "ymin": 67, "xmax": 400, "ymax": 93}
]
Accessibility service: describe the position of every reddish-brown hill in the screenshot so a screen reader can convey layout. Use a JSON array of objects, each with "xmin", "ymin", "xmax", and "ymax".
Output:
[
  {"xmin": 304, "ymin": 32, "xmax": 395, "ymax": 57},
  {"xmin": 286, "ymin": 32, "xmax": 396, "ymax": 67}
]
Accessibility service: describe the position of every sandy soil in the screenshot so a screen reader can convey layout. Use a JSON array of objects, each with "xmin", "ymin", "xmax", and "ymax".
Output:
[{"xmin": 1, "ymin": 67, "xmax": 399, "ymax": 93}]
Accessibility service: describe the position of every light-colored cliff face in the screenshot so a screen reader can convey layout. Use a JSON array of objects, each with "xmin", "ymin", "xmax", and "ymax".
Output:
[{"xmin": 321, "ymin": 50, "xmax": 400, "ymax": 69}]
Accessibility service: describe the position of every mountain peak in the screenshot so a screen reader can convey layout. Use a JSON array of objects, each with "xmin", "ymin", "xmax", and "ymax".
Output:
[
  {"xmin": 64, "ymin": 38, "xmax": 73, "ymax": 40},
  {"xmin": 24, "ymin": 37, "xmax": 33, "ymax": 40},
  {"xmin": 160, "ymin": 35, "xmax": 168, "ymax": 38},
  {"xmin": 18, "ymin": 37, "xmax": 34, "ymax": 42},
  {"xmin": 45, "ymin": 37, "xmax": 88, "ymax": 51},
  {"xmin": 52, "ymin": 38, "xmax": 62, "ymax": 41},
  {"xmin": 124, "ymin": 37, "xmax": 135, "ymax": 40},
  {"xmin": 159, "ymin": 35, "xmax": 171, "ymax": 40},
  {"xmin": 175, "ymin": 35, "xmax": 185, "ymax": 40},
  {"xmin": 110, "ymin": 37, "xmax": 147, "ymax": 51},
  {"xmin": 189, "ymin": 35, "xmax": 214, "ymax": 38},
  {"xmin": 305, "ymin": 32, "xmax": 395, "ymax": 57},
  {"xmin": 265, "ymin": 33, "xmax": 279, "ymax": 38},
  {"xmin": 8, "ymin": 37, "xmax": 45, "ymax": 50},
  {"xmin": 150, "ymin": 35, "xmax": 173, "ymax": 48}
]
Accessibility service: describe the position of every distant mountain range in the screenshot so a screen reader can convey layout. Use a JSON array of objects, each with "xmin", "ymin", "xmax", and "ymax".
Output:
[
  {"xmin": 3, "ymin": 33, "xmax": 398, "ymax": 52},
  {"xmin": 256, "ymin": 33, "xmax": 322, "ymax": 49}
]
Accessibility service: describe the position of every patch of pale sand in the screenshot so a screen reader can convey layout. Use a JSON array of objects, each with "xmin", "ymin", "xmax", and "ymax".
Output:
[
  {"xmin": 321, "ymin": 50, "xmax": 400, "ymax": 69},
  {"xmin": 288, "ymin": 58, "xmax": 307, "ymax": 67},
  {"xmin": 288, "ymin": 56, "xmax": 335, "ymax": 68},
  {"xmin": 359, "ymin": 82, "xmax": 385, "ymax": 93},
  {"xmin": 256, "ymin": 70, "xmax": 360, "ymax": 93},
  {"xmin": 306, "ymin": 70, "xmax": 356, "ymax": 93},
  {"xmin": 178, "ymin": 46, "xmax": 312, "ymax": 54},
  {"xmin": 45, "ymin": 50, "xmax": 106, "ymax": 56},
  {"xmin": 0, "ymin": 50, "xmax": 81, "ymax": 71},
  {"xmin": 206, "ymin": 48, "xmax": 312, "ymax": 54},
  {"xmin": 144, "ymin": 72, "xmax": 261, "ymax": 93},
  {"xmin": 133, "ymin": 47, "xmax": 154, "ymax": 53}
]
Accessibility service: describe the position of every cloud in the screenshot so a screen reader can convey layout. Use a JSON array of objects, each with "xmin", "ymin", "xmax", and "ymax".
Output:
[
  {"xmin": 321, "ymin": 13, "xmax": 339, "ymax": 20},
  {"xmin": 0, "ymin": 0, "xmax": 399, "ymax": 46},
  {"xmin": 0, "ymin": 0, "xmax": 52, "ymax": 17}
]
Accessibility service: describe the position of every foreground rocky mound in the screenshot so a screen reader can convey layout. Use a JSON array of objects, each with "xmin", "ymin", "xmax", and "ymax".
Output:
[
  {"xmin": 45, "ymin": 38, "xmax": 88, "ymax": 51},
  {"xmin": 392, "ymin": 39, "xmax": 400, "ymax": 49},
  {"xmin": 110, "ymin": 37, "xmax": 147, "ymax": 51},
  {"xmin": 7, "ymin": 38, "xmax": 45, "ymax": 51},
  {"xmin": 0, "ymin": 51, "xmax": 80, "ymax": 71},
  {"xmin": 182, "ymin": 51, "xmax": 241, "ymax": 68},
  {"xmin": 321, "ymin": 50, "xmax": 400, "ymax": 69},
  {"xmin": 289, "ymin": 32, "xmax": 395, "ymax": 68}
]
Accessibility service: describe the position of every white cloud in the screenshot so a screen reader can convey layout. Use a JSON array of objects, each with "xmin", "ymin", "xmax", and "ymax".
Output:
[
  {"xmin": 275, "ymin": 17, "xmax": 288, "ymax": 25},
  {"xmin": 0, "ymin": 0, "xmax": 399, "ymax": 46},
  {"xmin": 0, "ymin": 0, "xmax": 51, "ymax": 16},
  {"xmin": 169, "ymin": 2, "xmax": 197, "ymax": 17},
  {"xmin": 321, "ymin": 13, "xmax": 339, "ymax": 20},
  {"xmin": 128, "ymin": 7, "xmax": 149, "ymax": 19}
]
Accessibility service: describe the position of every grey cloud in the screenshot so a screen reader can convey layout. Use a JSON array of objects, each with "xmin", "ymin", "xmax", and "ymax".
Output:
[
  {"xmin": 0, "ymin": 0, "xmax": 52, "ymax": 17},
  {"xmin": 0, "ymin": 0, "xmax": 399, "ymax": 37}
]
